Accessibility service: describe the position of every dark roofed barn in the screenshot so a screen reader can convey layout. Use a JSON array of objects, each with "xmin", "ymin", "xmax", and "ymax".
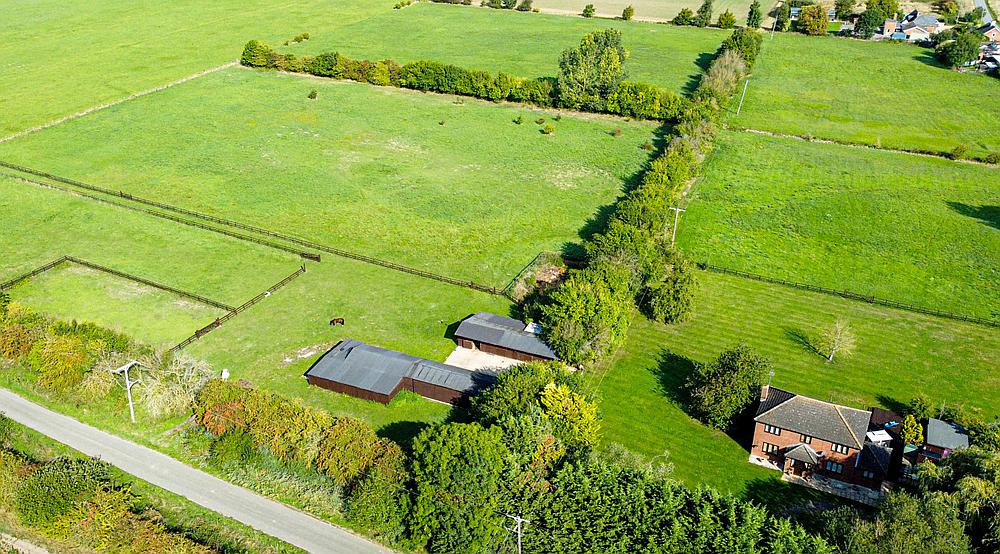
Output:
[
  {"xmin": 454, "ymin": 312, "xmax": 557, "ymax": 362},
  {"xmin": 305, "ymin": 339, "xmax": 496, "ymax": 405}
]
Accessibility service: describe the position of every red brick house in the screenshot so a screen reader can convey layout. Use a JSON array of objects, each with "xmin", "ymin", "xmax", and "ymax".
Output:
[{"xmin": 750, "ymin": 386, "xmax": 890, "ymax": 490}]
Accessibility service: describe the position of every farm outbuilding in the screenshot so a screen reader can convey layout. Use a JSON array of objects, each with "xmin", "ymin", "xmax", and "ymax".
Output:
[
  {"xmin": 304, "ymin": 339, "xmax": 496, "ymax": 404},
  {"xmin": 453, "ymin": 312, "xmax": 558, "ymax": 362}
]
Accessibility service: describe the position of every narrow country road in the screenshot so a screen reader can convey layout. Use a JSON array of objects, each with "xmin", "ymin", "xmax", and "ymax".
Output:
[{"xmin": 0, "ymin": 389, "xmax": 390, "ymax": 554}]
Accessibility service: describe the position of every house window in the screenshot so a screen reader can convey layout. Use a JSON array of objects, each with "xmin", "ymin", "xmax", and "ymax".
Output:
[
  {"xmin": 825, "ymin": 461, "xmax": 844, "ymax": 474},
  {"xmin": 762, "ymin": 442, "xmax": 780, "ymax": 454},
  {"xmin": 862, "ymin": 470, "xmax": 876, "ymax": 479},
  {"xmin": 799, "ymin": 434, "xmax": 812, "ymax": 444},
  {"xmin": 831, "ymin": 443, "xmax": 850, "ymax": 454},
  {"xmin": 764, "ymin": 424, "xmax": 781, "ymax": 436}
]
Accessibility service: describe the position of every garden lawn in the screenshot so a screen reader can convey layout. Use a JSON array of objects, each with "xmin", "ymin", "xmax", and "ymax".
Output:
[
  {"xmin": 283, "ymin": 2, "xmax": 728, "ymax": 93},
  {"xmin": 591, "ymin": 270, "xmax": 1000, "ymax": 496},
  {"xmin": 0, "ymin": 0, "xmax": 390, "ymax": 136},
  {"xmin": 7, "ymin": 264, "xmax": 227, "ymax": 349},
  {"xmin": 0, "ymin": 68, "xmax": 658, "ymax": 287},
  {"xmin": 532, "ymin": 0, "xmax": 756, "ymax": 24},
  {"xmin": 734, "ymin": 33, "xmax": 1000, "ymax": 157},
  {"xmin": 679, "ymin": 131, "xmax": 1000, "ymax": 320}
]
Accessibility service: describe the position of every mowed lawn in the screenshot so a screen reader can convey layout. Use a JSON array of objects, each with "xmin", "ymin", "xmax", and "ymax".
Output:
[
  {"xmin": 592, "ymin": 270, "xmax": 1000, "ymax": 495},
  {"xmin": 0, "ymin": 175, "xmax": 510, "ymax": 435},
  {"xmin": 532, "ymin": 0, "xmax": 756, "ymax": 24},
  {"xmin": 0, "ymin": 68, "xmax": 658, "ymax": 286},
  {"xmin": 679, "ymin": 131, "xmax": 1000, "ymax": 320},
  {"xmin": 8, "ymin": 265, "xmax": 226, "ymax": 348},
  {"xmin": 284, "ymin": 2, "xmax": 728, "ymax": 93},
  {"xmin": 0, "ymin": 0, "xmax": 392, "ymax": 136},
  {"xmin": 734, "ymin": 33, "xmax": 1000, "ymax": 157}
]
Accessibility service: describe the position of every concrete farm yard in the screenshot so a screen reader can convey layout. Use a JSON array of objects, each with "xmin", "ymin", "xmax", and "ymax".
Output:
[{"xmin": 2, "ymin": 1, "xmax": 1000, "ymax": 552}]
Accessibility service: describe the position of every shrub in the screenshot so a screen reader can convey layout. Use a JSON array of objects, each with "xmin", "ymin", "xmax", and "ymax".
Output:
[
  {"xmin": 693, "ymin": 0, "xmax": 713, "ymax": 26},
  {"xmin": 315, "ymin": 417, "xmax": 382, "ymax": 486},
  {"xmin": 309, "ymin": 51, "xmax": 341, "ymax": 77},
  {"xmin": 540, "ymin": 382, "xmax": 600, "ymax": 448},
  {"xmin": 0, "ymin": 323, "xmax": 34, "ymax": 359},
  {"xmin": 541, "ymin": 124, "xmax": 555, "ymax": 134},
  {"xmin": 14, "ymin": 457, "xmax": 111, "ymax": 527},
  {"xmin": 775, "ymin": 3, "xmax": 791, "ymax": 30},
  {"xmin": 0, "ymin": 451, "xmax": 30, "ymax": 506},
  {"xmin": 195, "ymin": 379, "xmax": 250, "ymax": 419},
  {"xmin": 307, "ymin": 89, "xmax": 318, "ymax": 99},
  {"xmin": 622, "ymin": 5, "xmax": 635, "ymax": 19},
  {"xmin": 642, "ymin": 248, "xmax": 696, "ymax": 324},
  {"xmin": 345, "ymin": 441, "xmax": 410, "ymax": 542},
  {"xmin": 516, "ymin": 0, "xmax": 533, "ymax": 10},
  {"xmin": 514, "ymin": 115, "xmax": 524, "ymax": 124},
  {"xmin": 535, "ymin": 117, "xmax": 546, "ymax": 124},
  {"xmin": 202, "ymin": 401, "xmax": 246, "ymax": 437},
  {"xmin": 717, "ymin": 9, "xmax": 737, "ymax": 28},
  {"xmin": 242, "ymin": 388, "xmax": 331, "ymax": 465},
  {"xmin": 76, "ymin": 368, "xmax": 116, "ymax": 402},
  {"xmin": 721, "ymin": 27, "xmax": 764, "ymax": 68},
  {"xmin": 985, "ymin": 152, "xmax": 1000, "ymax": 165},
  {"xmin": 950, "ymin": 144, "xmax": 968, "ymax": 160},
  {"xmin": 673, "ymin": 7, "xmax": 695, "ymax": 24},
  {"xmin": 49, "ymin": 320, "xmax": 132, "ymax": 355},
  {"xmin": 210, "ymin": 430, "xmax": 257, "ymax": 464},
  {"xmin": 28, "ymin": 334, "xmax": 91, "ymax": 393},
  {"xmin": 240, "ymin": 40, "xmax": 274, "ymax": 67},
  {"xmin": 695, "ymin": 49, "xmax": 748, "ymax": 104},
  {"xmin": 605, "ymin": 81, "xmax": 685, "ymax": 120},
  {"xmin": 139, "ymin": 353, "xmax": 214, "ymax": 419},
  {"xmin": 747, "ymin": 0, "xmax": 763, "ymax": 27},
  {"xmin": 0, "ymin": 291, "xmax": 9, "ymax": 316},
  {"xmin": 582, "ymin": 3, "xmax": 595, "ymax": 17},
  {"xmin": 797, "ymin": 4, "xmax": 829, "ymax": 35}
]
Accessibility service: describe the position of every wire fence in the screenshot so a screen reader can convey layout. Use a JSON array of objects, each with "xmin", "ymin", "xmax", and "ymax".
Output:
[
  {"xmin": 169, "ymin": 265, "xmax": 307, "ymax": 352},
  {"xmin": 1, "ymin": 160, "xmax": 499, "ymax": 295},
  {"xmin": 698, "ymin": 263, "xmax": 1000, "ymax": 329},
  {"xmin": 1, "ymin": 256, "xmax": 235, "ymax": 312}
]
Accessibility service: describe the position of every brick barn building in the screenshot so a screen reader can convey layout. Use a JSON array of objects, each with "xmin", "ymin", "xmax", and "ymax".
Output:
[{"xmin": 305, "ymin": 339, "xmax": 496, "ymax": 405}]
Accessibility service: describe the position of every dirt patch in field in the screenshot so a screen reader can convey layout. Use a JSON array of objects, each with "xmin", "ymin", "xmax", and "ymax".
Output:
[{"xmin": 280, "ymin": 343, "xmax": 331, "ymax": 367}]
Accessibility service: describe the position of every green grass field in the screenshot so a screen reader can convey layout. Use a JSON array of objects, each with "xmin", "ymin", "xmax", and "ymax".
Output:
[
  {"xmin": 531, "ymin": 0, "xmax": 756, "ymax": 24},
  {"xmin": 0, "ymin": 68, "xmax": 658, "ymax": 286},
  {"xmin": 734, "ymin": 33, "xmax": 1000, "ymax": 156},
  {"xmin": 285, "ymin": 2, "xmax": 728, "ymax": 93},
  {"xmin": 591, "ymin": 271, "xmax": 1000, "ymax": 495},
  {"xmin": 679, "ymin": 131, "xmax": 1000, "ymax": 320},
  {"xmin": 0, "ymin": 0, "xmax": 393, "ymax": 136},
  {"xmin": 8, "ymin": 264, "xmax": 226, "ymax": 348}
]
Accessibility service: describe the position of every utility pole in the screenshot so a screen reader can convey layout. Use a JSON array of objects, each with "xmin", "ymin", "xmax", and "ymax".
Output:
[
  {"xmin": 114, "ymin": 361, "xmax": 142, "ymax": 424},
  {"xmin": 504, "ymin": 513, "xmax": 530, "ymax": 554},
  {"xmin": 736, "ymin": 79, "xmax": 750, "ymax": 116},
  {"xmin": 669, "ymin": 207, "xmax": 686, "ymax": 245}
]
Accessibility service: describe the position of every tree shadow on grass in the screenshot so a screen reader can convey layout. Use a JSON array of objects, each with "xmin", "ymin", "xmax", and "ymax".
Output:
[
  {"xmin": 947, "ymin": 201, "xmax": 1000, "ymax": 230},
  {"xmin": 783, "ymin": 325, "xmax": 822, "ymax": 357},
  {"xmin": 874, "ymin": 394, "xmax": 909, "ymax": 416},
  {"xmin": 912, "ymin": 49, "xmax": 951, "ymax": 70},
  {"xmin": 742, "ymin": 476, "xmax": 852, "ymax": 518},
  {"xmin": 377, "ymin": 420, "xmax": 431, "ymax": 451},
  {"xmin": 682, "ymin": 52, "xmax": 717, "ymax": 96},
  {"xmin": 651, "ymin": 349, "xmax": 698, "ymax": 406}
]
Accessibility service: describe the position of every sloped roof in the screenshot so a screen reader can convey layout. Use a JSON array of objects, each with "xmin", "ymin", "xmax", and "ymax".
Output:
[
  {"xmin": 785, "ymin": 443, "xmax": 820, "ymax": 464},
  {"xmin": 858, "ymin": 443, "xmax": 892, "ymax": 476},
  {"xmin": 454, "ymin": 312, "xmax": 557, "ymax": 359},
  {"xmin": 306, "ymin": 339, "xmax": 496, "ymax": 396},
  {"xmin": 926, "ymin": 418, "xmax": 970, "ymax": 450},
  {"xmin": 755, "ymin": 387, "xmax": 871, "ymax": 449},
  {"xmin": 979, "ymin": 22, "xmax": 1000, "ymax": 33}
]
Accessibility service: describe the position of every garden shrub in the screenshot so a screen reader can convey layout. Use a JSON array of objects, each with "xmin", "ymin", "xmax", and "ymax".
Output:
[
  {"xmin": 240, "ymin": 40, "xmax": 274, "ymax": 68},
  {"xmin": 0, "ymin": 323, "xmax": 34, "ymax": 359},
  {"xmin": 316, "ymin": 417, "xmax": 382, "ymax": 486},
  {"xmin": 14, "ymin": 457, "xmax": 111, "ymax": 527},
  {"xmin": 209, "ymin": 430, "xmax": 257, "ymax": 464},
  {"xmin": 345, "ymin": 441, "xmax": 410, "ymax": 543},
  {"xmin": 28, "ymin": 334, "xmax": 91, "ymax": 393}
]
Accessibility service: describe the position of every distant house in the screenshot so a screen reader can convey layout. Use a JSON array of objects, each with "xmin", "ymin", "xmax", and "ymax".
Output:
[
  {"xmin": 305, "ymin": 339, "xmax": 496, "ymax": 404},
  {"xmin": 919, "ymin": 417, "xmax": 970, "ymax": 462},
  {"xmin": 980, "ymin": 22, "xmax": 1000, "ymax": 43},
  {"xmin": 883, "ymin": 18, "xmax": 898, "ymax": 35},
  {"xmin": 749, "ymin": 386, "xmax": 889, "ymax": 490},
  {"xmin": 899, "ymin": 11, "xmax": 942, "ymax": 41},
  {"xmin": 453, "ymin": 312, "xmax": 557, "ymax": 362}
]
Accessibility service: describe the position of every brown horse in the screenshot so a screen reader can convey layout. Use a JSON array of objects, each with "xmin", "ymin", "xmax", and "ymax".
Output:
[{"xmin": 329, "ymin": 318, "xmax": 345, "ymax": 326}]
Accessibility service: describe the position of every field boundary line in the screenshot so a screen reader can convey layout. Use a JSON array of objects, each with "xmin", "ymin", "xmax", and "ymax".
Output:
[
  {"xmin": 697, "ymin": 263, "xmax": 1000, "ymax": 329},
  {"xmin": 1, "ymin": 171, "xmax": 321, "ymax": 262},
  {"xmin": 0, "ymin": 161, "xmax": 502, "ymax": 295},
  {"xmin": 0, "ymin": 255, "xmax": 235, "ymax": 311},
  {"xmin": 731, "ymin": 127, "xmax": 1000, "ymax": 167},
  {"xmin": 169, "ymin": 264, "xmax": 307, "ymax": 352},
  {"xmin": 0, "ymin": 62, "xmax": 237, "ymax": 144}
]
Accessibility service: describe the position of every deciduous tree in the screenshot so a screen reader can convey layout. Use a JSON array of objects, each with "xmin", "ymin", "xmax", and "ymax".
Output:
[
  {"xmin": 686, "ymin": 344, "xmax": 771, "ymax": 429},
  {"xmin": 901, "ymin": 414, "xmax": 924, "ymax": 445},
  {"xmin": 819, "ymin": 318, "xmax": 856, "ymax": 362},
  {"xmin": 557, "ymin": 29, "xmax": 629, "ymax": 111},
  {"xmin": 798, "ymin": 4, "xmax": 830, "ymax": 35}
]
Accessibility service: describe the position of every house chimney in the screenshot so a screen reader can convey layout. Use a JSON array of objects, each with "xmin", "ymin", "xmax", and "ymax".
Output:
[{"xmin": 760, "ymin": 384, "xmax": 770, "ymax": 402}]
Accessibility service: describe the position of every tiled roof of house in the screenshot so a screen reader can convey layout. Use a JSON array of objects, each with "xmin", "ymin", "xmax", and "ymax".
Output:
[
  {"xmin": 926, "ymin": 418, "xmax": 970, "ymax": 450},
  {"xmin": 785, "ymin": 443, "xmax": 821, "ymax": 464},
  {"xmin": 755, "ymin": 387, "xmax": 871, "ymax": 449},
  {"xmin": 454, "ymin": 312, "xmax": 557, "ymax": 359},
  {"xmin": 858, "ymin": 443, "xmax": 892, "ymax": 476}
]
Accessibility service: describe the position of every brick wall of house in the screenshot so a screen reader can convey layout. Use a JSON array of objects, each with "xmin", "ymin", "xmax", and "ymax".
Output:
[{"xmin": 751, "ymin": 422, "xmax": 868, "ymax": 484}]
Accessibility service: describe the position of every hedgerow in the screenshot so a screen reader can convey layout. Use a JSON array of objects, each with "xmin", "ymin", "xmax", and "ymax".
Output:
[
  {"xmin": 14, "ymin": 457, "xmax": 111, "ymax": 527},
  {"xmin": 238, "ymin": 40, "xmax": 685, "ymax": 121}
]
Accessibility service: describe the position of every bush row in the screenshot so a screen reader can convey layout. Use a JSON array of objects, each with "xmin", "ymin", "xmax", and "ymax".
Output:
[
  {"xmin": 0, "ymin": 444, "xmax": 213, "ymax": 553},
  {"xmin": 539, "ymin": 29, "xmax": 762, "ymax": 366},
  {"xmin": 195, "ymin": 380, "xmax": 408, "ymax": 540},
  {"xmin": 240, "ymin": 40, "xmax": 686, "ymax": 121}
]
